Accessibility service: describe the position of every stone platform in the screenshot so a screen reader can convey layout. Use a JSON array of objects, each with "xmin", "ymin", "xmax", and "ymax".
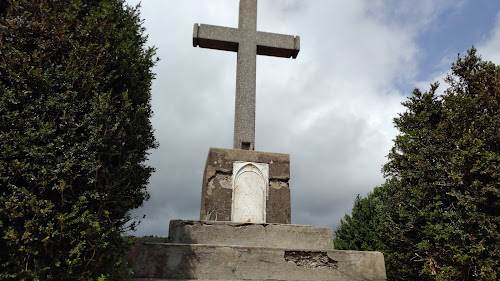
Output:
[
  {"xmin": 126, "ymin": 220, "xmax": 386, "ymax": 280},
  {"xmin": 168, "ymin": 220, "xmax": 334, "ymax": 250}
]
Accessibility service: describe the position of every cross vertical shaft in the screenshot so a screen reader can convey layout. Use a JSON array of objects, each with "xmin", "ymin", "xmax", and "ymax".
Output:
[
  {"xmin": 235, "ymin": 0, "xmax": 258, "ymax": 150},
  {"xmin": 239, "ymin": 0, "xmax": 257, "ymax": 29}
]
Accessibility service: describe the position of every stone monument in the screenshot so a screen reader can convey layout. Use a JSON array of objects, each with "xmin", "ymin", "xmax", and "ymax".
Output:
[
  {"xmin": 193, "ymin": 0, "xmax": 298, "ymax": 225},
  {"xmin": 125, "ymin": 1, "xmax": 387, "ymax": 280}
]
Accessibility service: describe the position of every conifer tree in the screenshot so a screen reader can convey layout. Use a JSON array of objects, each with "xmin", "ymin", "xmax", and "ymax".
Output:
[
  {"xmin": 335, "ymin": 48, "xmax": 499, "ymax": 280},
  {"xmin": 382, "ymin": 48, "xmax": 499, "ymax": 280}
]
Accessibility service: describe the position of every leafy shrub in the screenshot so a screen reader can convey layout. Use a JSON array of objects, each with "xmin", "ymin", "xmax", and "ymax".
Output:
[{"xmin": 0, "ymin": 0, "xmax": 158, "ymax": 279}]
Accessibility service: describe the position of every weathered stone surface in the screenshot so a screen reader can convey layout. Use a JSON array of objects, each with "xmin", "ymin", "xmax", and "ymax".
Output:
[
  {"xmin": 201, "ymin": 148, "xmax": 291, "ymax": 224},
  {"xmin": 193, "ymin": 0, "xmax": 300, "ymax": 150},
  {"xmin": 168, "ymin": 220, "xmax": 334, "ymax": 250},
  {"xmin": 232, "ymin": 162, "xmax": 269, "ymax": 223},
  {"xmin": 266, "ymin": 181, "xmax": 291, "ymax": 224},
  {"xmin": 126, "ymin": 243, "xmax": 386, "ymax": 281}
]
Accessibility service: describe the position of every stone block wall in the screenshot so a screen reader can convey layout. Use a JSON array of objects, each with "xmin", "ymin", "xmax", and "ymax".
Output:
[{"xmin": 200, "ymin": 147, "xmax": 291, "ymax": 223}]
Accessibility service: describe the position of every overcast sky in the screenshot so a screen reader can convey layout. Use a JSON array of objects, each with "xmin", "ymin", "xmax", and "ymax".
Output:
[{"xmin": 124, "ymin": 0, "xmax": 500, "ymax": 237}]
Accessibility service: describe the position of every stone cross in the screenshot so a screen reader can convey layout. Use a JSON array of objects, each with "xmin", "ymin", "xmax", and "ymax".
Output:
[{"xmin": 193, "ymin": 0, "xmax": 300, "ymax": 150}]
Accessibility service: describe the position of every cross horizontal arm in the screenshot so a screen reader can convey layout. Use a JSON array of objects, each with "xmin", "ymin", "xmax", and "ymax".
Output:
[
  {"xmin": 193, "ymin": 24, "xmax": 300, "ymax": 59},
  {"xmin": 193, "ymin": 24, "xmax": 240, "ymax": 52},
  {"xmin": 256, "ymin": 32, "xmax": 300, "ymax": 58}
]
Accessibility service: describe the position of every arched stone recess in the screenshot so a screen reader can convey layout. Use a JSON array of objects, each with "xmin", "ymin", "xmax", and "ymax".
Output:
[{"xmin": 231, "ymin": 162, "xmax": 269, "ymax": 223}]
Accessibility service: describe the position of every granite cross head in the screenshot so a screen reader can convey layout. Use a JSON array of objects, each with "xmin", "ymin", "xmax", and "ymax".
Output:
[{"xmin": 193, "ymin": 0, "xmax": 300, "ymax": 150}]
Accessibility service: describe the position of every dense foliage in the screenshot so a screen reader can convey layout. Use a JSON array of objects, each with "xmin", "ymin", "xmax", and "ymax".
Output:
[
  {"xmin": 0, "ymin": 0, "xmax": 157, "ymax": 279},
  {"xmin": 334, "ymin": 187, "xmax": 385, "ymax": 252},
  {"xmin": 335, "ymin": 48, "xmax": 499, "ymax": 280}
]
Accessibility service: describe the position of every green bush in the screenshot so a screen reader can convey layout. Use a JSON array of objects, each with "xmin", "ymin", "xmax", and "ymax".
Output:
[
  {"xmin": 335, "ymin": 48, "xmax": 500, "ymax": 280},
  {"xmin": 0, "ymin": 0, "xmax": 157, "ymax": 279}
]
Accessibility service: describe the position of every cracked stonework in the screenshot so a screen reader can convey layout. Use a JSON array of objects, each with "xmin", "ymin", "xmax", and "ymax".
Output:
[
  {"xmin": 284, "ymin": 251, "xmax": 338, "ymax": 269},
  {"xmin": 270, "ymin": 180, "xmax": 288, "ymax": 190},
  {"xmin": 202, "ymin": 210, "xmax": 218, "ymax": 221},
  {"xmin": 207, "ymin": 173, "xmax": 232, "ymax": 195}
]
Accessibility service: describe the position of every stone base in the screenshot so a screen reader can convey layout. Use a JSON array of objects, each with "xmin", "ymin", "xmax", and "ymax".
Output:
[
  {"xmin": 168, "ymin": 220, "xmax": 334, "ymax": 250},
  {"xmin": 201, "ymin": 148, "xmax": 291, "ymax": 224},
  {"xmin": 126, "ymin": 220, "xmax": 386, "ymax": 280},
  {"xmin": 126, "ymin": 243, "xmax": 386, "ymax": 281}
]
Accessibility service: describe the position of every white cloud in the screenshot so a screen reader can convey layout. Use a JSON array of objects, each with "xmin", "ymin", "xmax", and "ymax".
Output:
[
  {"xmin": 124, "ymin": 0, "xmax": 487, "ymax": 236},
  {"xmin": 479, "ymin": 11, "xmax": 500, "ymax": 64}
]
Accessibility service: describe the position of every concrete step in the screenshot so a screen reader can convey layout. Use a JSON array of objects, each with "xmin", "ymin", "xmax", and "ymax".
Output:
[
  {"xmin": 168, "ymin": 220, "xmax": 334, "ymax": 250},
  {"xmin": 126, "ymin": 243, "xmax": 386, "ymax": 281}
]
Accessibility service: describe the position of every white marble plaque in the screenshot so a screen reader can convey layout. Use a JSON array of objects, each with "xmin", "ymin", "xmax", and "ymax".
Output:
[{"xmin": 232, "ymin": 162, "xmax": 269, "ymax": 223}]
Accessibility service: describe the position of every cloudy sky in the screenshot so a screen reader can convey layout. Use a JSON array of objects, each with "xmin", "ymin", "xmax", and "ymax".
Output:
[{"xmin": 124, "ymin": 0, "xmax": 500, "ymax": 237}]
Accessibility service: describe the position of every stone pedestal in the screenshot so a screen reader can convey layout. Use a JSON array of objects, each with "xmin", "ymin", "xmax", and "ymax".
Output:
[
  {"xmin": 125, "ymin": 148, "xmax": 387, "ymax": 280},
  {"xmin": 201, "ymin": 148, "xmax": 291, "ymax": 224},
  {"xmin": 126, "ymin": 220, "xmax": 387, "ymax": 281},
  {"xmin": 168, "ymin": 220, "xmax": 334, "ymax": 250}
]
